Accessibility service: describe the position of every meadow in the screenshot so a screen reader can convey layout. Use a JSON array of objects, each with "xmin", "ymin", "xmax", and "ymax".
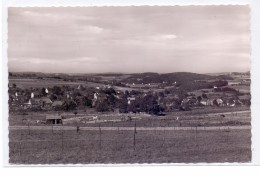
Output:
[{"xmin": 9, "ymin": 128, "xmax": 251, "ymax": 164}]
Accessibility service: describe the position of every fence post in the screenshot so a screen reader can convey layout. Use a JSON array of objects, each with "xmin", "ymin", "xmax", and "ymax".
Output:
[
  {"xmin": 19, "ymin": 142, "xmax": 22, "ymax": 157},
  {"xmin": 195, "ymin": 126, "xmax": 198, "ymax": 147},
  {"xmin": 227, "ymin": 126, "xmax": 230, "ymax": 143},
  {"xmin": 134, "ymin": 119, "xmax": 137, "ymax": 134},
  {"xmin": 61, "ymin": 125, "xmax": 64, "ymax": 155},
  {"xmin": 162, "ymin": 129, "xmax": 165, "ymax": 147},
  {"xmin": 27, "ymin": 122, "xmax": 30, "ymax": 135},
  {"xmin": 133, "ymin": 119, "xmax": 136, "ymax": 151},
  {"xmin": 99, "ymin": 123, "xmax": 102, "ymax": 150}
]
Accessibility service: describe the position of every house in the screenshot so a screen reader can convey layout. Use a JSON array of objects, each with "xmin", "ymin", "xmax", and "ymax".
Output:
[
  {"xmin": 216, "ymin": 98, "xmax": 224, "ymax": 106},
  {"xmin": 181, "ymin": 98, "xmax": 190, "ymax": 105},
  {"xmin": 228, "ymin": 100, "xmax": 236, "ymax": 107},
  {"xmin": 23, "ymin": 99, "xmax": 32, "ymax": 109},
  {"xmin": 52, "ymin": 101, "xmax": 64, "ymax": 108},
  {"xmin": 31, "ymin": 92, "xmax": 34, "ymax": 98},
  {"xmin": 41, "ymin": 97, "xmax": 53, "ymax": 107},
  {"xmin": 46, "ymin": 115, "xmax": 63, "ymax": 125},
  {"xmin": 31, "ymin": 98, "xmax": 42, "ymax": 107},
  {"xmin": 200, "ymin": 99, "xmax": 213, "ymax": 106},
  {"xmin": 127, "ymin": 97, "xmax": 136, "ymax": 105}
]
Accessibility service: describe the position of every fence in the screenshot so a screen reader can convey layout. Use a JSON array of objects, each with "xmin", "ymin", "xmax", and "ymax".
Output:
[{"xmin": 8, "ymin": 123, "xmax": 251, "ymax": 164}]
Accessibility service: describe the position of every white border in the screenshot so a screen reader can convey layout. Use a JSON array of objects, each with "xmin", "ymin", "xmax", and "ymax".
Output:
[
  {"xmin": 5, "ymin": 0, "xmax": 252, "ymax": 6},
  {"xmin": 1, "ymin": 0, "xmax": 260, "ymax": 173}
]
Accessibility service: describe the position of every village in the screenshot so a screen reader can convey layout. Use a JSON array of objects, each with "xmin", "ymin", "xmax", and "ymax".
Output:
[{"xmin": 8, "ymin": 72, "xmax": 251, "ymax": 126}]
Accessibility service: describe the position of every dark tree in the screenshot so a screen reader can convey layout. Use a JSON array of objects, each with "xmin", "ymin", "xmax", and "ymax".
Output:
[
  {"xmin": 95, "ymin": 99, "xmax": 110, "ymax": 112},
  {"xmin": 62, "ymin": 100, "xmax": 77, "ymax": 111},
  {"xmin": 125, "ymin": 90, "xmax": 130, "ymax": 96},
  {"xmin": 82, "ymin": 96, "xmax": 92, "ymax": 107},
  {"xmin": 197, "ymin": 96, "xmax": 202, "ymax": 102},
  {"xmin": 52, "ymin": 86, "xmax": 64, "ymax": 96},
  {"xmin": 41, "ymin": 88, "xmax": 47, "ymax": 96},
  {"xmin": 50, "ymin": 94, "xmax": 58, "ymax": 101},
  {"xmin": 103, "ymin": 88, "xmax": 116, "ymax": 95},
  {"xmin": 202, "ymin": 93, "xmax": 208, "ymax": 99},
  {"xmin": 118, "ymin": 96, "xmax": 128, "ymax": 113},
  {"xmin": 140, "ymin": 94, "xmax": 159, "ymax": 114}
]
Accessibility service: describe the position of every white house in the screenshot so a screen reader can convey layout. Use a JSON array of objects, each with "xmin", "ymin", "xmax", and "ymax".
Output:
[
  {"xmin": 94, "ymin": 93, "xmax": 98, "ymax": 100},
  {"xmin": 31, "ymin": 92, "xmax": 34, "ymax": 99}
]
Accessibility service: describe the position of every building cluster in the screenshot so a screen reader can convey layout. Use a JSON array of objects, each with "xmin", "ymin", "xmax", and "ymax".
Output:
[{"xmin": 9, "ymin": 82, "xmax": 250, "ymax": 114}]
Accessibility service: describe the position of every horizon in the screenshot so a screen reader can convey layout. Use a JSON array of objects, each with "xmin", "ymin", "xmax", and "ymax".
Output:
[
  {"xmin": 8, "ymin": 6, "xmax": 250, "ymax": 73},
  {"xmin": 9, "ymin": 70, "xmax": 250, "ymax": 75}
]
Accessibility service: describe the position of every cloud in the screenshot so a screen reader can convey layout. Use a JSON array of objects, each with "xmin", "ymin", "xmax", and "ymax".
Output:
[
  {"xmin": 8, "ymin": 6, "xmax": 250, "ymax": 73},
  {"xmin": 81, "ymin": 25, "xmax": 104, "ymax": 34},
  {"xmin": 153, "ymin": 34, "xmax": 178, "ymax": 40}
]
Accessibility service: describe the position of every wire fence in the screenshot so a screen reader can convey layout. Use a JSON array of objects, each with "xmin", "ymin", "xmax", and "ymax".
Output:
[{"xmin": 9, "ymin": 123, "xmax": 251, "ymax": 164}]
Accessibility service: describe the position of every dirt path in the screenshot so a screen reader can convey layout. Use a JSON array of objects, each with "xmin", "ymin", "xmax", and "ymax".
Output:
[
  {"xmin": 205, "ymin": 110, "xmax": 250, "ymax": 116},
  {"xmin": 9, "ymin": 125, "xmax": 250, "ymax": 131}
]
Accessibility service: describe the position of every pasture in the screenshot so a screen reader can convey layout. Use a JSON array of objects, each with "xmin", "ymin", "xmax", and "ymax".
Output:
[
  {"xmin": 9, "ymin": 110, "xmax": 251, "ymax": 164},
  {"xmin": 9, "ymin": 128, "xmax": 251, "ymax": 164},
  {"xmin": 9, "ymin": 78, "xmax": 103, "ymax": 88},
  {"xmin": 9, "ymin": 109, "xmax": 251, "ymax": 128}
]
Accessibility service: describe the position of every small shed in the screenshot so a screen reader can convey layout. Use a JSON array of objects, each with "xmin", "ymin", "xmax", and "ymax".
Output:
[{"xmin": 46, "ymin": 115, "xmax": 63, "ymax": 125}]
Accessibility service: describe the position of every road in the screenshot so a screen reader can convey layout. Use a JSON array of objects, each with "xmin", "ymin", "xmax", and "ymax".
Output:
[
  {"xmin": 205, "ymin": 110, "xmax": 250, "ymax": 116},
  {"xmin": 9, "ymin": 125, "xmax": 250, "ymax": 131}
]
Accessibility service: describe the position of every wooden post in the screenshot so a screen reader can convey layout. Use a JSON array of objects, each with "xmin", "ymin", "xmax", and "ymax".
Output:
[
  {"xmin": 134, "ymin": 119, "xmax": 137, "ymax": 134},
  {"xmin": 133, "ymin": 128, "xmax": 136, "ymax": 151},
  {"xmin": 27, "ymin": 122, "xmax": 30, "ymax": 135},
  {"xmin": 227, "ymin": 126, "xmax": 230, "ymax": 143},
  {"xmin": 195, "ymin": 126, "xmax": 197, "ymax": 138},
  {"xmin": 162, "ymin": 129, "xmax": 165, "ymax": 147},
  {"xmin": 133, "ymin": 119, "xmax": 137, "ymax": 151},
  {"xmin": 99, "ymin": 124, "xmax": 101, "ymax": 150},
  {"xmin": 19, "ymin": 142, "xmax": 22, "ymax": 157},
  {"xmin": 61, "ymin": 125, "xmax": 64, "ymax": 155},
  {"xmin": 195, "ymin": 126, "xmax": 198, "ymax": 146}
]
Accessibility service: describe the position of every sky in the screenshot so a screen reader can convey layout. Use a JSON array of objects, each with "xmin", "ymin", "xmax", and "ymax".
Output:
[{"xmin": 8, "ymin": 6, "xmax": 250, "ymax": 74}]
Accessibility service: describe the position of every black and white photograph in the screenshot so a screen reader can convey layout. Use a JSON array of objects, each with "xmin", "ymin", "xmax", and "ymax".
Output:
[{"xmin": 7, "ymin": 5, "xmax": 251, "ymax": 164}]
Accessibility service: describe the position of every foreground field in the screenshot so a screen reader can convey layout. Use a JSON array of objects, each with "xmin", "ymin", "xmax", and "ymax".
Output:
[
  {"xmin": 9, "ymin": 109, "xmax": 251, "ymax": 128},
  {"xmin": 9, "ymin": 128, "xmax": 251, "ymax": 164},
  {"xmin": 9, "ymin": 109, "xmax": 251, "ymax": 164}
]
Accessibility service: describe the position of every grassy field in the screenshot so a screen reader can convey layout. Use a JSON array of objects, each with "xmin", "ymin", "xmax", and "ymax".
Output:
[
  {"xmin": 9, "ymin": 78, "xmax": 103, "ymax": 88},
  {"xmin": 9, "ymin": 108, "xmax": 250, "ymax": 128},
  {"xmin": 9, "ymin": 128, "xmax": 251, "ymax": 164},
  {"xmin": 232, "ymin": 85, "xmax": 251, "ymax": 93}
]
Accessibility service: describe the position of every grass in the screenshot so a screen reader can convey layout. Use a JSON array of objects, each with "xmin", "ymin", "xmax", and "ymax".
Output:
[
  {"xmin": 9, "ymin": 109, "xmax": 250, "ymax": 128},
  {"xmin": 9, "ymin": 78, "xmax": 104, "ymax": 89},
  {"xmin": 9, "ymin": 128, "xmax": 251, "ymax": 164}
]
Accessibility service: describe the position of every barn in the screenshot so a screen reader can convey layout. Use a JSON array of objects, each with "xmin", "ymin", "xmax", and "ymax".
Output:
[{"xmin": 46, "ymin": 115, "xmax": 63, "ymax": 125}]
